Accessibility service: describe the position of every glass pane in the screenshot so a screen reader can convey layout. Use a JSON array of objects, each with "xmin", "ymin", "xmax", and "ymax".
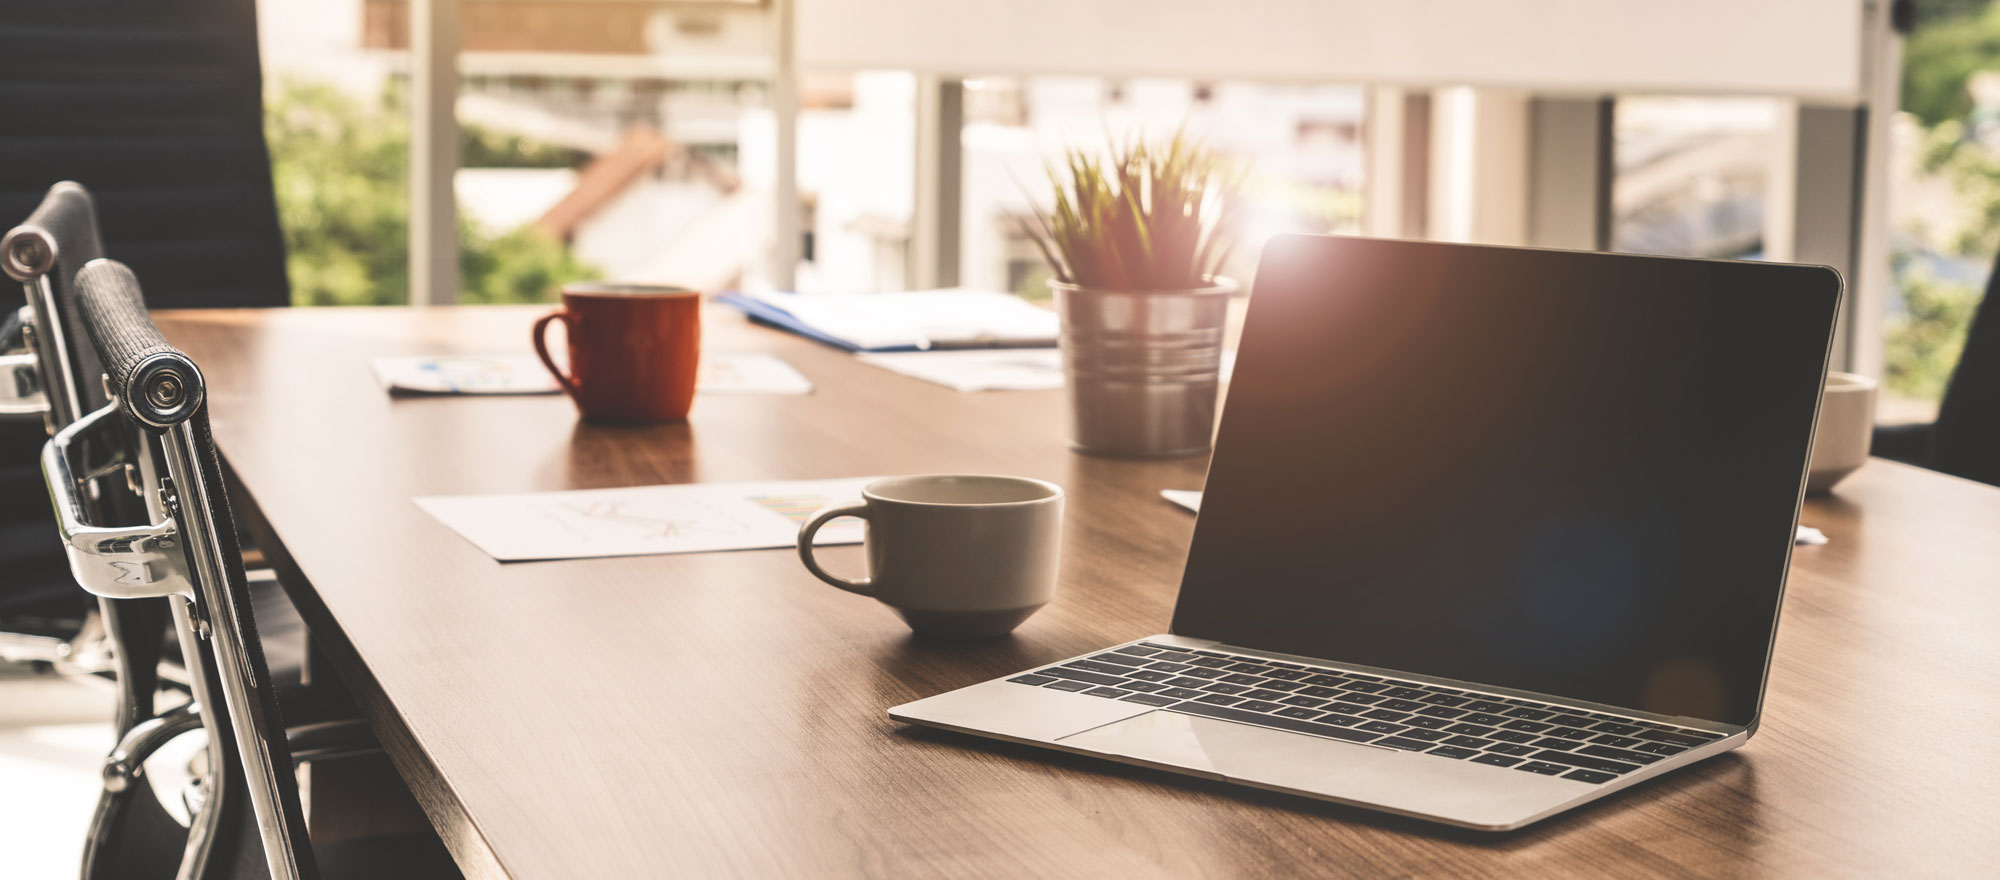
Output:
[{"xmin": 1611, "ymin": 96, "xmax": 1777, "ymax": 260}]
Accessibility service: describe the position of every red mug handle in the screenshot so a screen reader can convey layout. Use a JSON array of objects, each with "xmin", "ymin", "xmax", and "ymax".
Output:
[{"xmin": 531, "ymin": 310, "xmax": 581, "ymax": 399}]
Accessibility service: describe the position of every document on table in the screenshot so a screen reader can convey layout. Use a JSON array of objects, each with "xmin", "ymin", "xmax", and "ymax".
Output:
[
  {"xmin": 370, "ymin": 353, "xmax": 813, "ymax": 396},
  {"xmin": 858, "ymin": 349, "xmax": 1237, "ymax": 392},
  {"xmin": 1159, "ymin": 489, "xmax": 1830, "ymax": 544},
  {"xmin": 417, "ymin": 477, "xmax": 882, "ymax": 562},
  {"xmin": 857, "ymin": 349, "xmax": 1066, "ymax": 391},
  {"xmin": 716, "ymin": 288, "xmax": 1060, "ymax": 352}
]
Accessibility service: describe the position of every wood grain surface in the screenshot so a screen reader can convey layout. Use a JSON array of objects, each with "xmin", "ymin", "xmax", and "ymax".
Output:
[{"xmin": 158, "ymin": 305, "xmax": 2000, "ymax": 879}]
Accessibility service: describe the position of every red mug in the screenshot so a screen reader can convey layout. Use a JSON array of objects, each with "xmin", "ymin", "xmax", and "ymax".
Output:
[{"xmin": 532, "ymin": 283, "xmax": 702, "ymax": 423}]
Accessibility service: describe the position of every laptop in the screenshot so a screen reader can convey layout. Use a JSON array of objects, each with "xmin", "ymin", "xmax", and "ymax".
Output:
[{"xmin": 889, "ymin": 235, "xmax": 1843, "ymax": 831}]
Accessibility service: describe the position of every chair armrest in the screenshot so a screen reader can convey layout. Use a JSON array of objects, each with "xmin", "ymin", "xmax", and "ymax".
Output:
[
  {"xmin": 1871, "ymin": 421, "xmax": 1935, "ymax": 466},
  {"xmin": 102, "ymin": 701, "xmax": 203, "ymax": 792}
]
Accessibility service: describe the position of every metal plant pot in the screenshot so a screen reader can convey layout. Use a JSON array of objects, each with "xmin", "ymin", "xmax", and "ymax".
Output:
[{"xmin": 1052, "ymin": 278, "xmax": 1237, "ymax": 458}]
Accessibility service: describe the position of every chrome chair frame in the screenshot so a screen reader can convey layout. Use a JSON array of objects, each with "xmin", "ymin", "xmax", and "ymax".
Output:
[{"xmin": 49, "ymin": 259, "xmax": 317, "ymax": 880}]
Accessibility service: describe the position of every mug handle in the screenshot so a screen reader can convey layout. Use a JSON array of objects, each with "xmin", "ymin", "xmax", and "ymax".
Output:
[
  {"xmin": 531, "ymin": 310, "xmax": 581, "ymax": 398},
  {"xmin": 797, "ymin": 503, "xmax": 872, "ymax": 596}
]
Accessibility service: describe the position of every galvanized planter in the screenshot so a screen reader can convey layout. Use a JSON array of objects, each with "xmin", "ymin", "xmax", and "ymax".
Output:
[{"xmin": 1052, "ymin": 278, "xmax": 1237, "ymax": 458}]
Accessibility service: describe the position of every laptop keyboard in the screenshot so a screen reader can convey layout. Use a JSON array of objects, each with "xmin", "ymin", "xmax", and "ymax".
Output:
[{"xmin": 1007, "ymin": 642, "xmax": 1723, "ymax": 785}]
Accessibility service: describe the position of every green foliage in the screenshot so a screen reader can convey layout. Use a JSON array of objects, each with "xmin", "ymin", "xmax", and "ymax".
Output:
[
  {"xmin": 265, "ymin": 79, "xmax": 598, "ymax": 306},
  {"xmin": 1887, "ymin": 264, "xmax": 1983, "ymax": 398},
  {"xmin": 1902, "ymin": 2, "xmax": 2000, "ymax": 126},
  {"xmin": 1018, "ymin": 131, "xmax": 1238, "ymax": 290},
  {"xmin": 462, "ymin": 127, "xmax": 589, "ymax": 169}
]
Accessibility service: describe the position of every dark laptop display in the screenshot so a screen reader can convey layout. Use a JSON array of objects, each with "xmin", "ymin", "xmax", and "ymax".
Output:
[{"xmin": 1173, "ymin": 236, "xmax": 1841, "ymax": 727}]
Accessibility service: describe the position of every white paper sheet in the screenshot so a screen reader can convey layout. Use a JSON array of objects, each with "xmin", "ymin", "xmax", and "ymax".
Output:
[
  {"xmin": 857, "ymin": 349, "xmax": 1066, "ymax": 391},
  {"xmin": 741, "ymin": 288, "xmax": 1059, "ymax": 350},
  {"xmin": 417, "ymin": 477, "xmax": 882, "ymax": 562},
  {"xmin": 1160, "ymin": 489, "xmax": 1829, "ymax": 545},
  {"xmin": 858, "ymin": 349, "xmax": 1236, "ymax": 392},
  {"xmin": 371, "ymin": 353, "xmax": 813, "ymax": 396}
]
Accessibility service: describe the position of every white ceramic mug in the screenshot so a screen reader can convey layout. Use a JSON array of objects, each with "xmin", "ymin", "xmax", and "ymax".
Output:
[
  {"xmin": 797, "ymin": 475, "xmax": 1063, "ymax": 638},
  {"xmin": 1807, "ymin": 371, "xmax": 1878, "ymax": 493}
]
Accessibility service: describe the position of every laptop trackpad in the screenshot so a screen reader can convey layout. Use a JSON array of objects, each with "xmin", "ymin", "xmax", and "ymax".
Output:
[{"xmin": 1057, "ymin": 710, "xmax": 1391, "ymax": 787}]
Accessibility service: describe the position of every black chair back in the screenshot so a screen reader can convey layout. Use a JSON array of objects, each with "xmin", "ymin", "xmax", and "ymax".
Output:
[
  {"xmin": 0, "ymin": 0, "xmax": 289, "ymax": 309},
  {"xmin": 1931, "ymin": 255, "xmax": 2000, "ymax": 487}
]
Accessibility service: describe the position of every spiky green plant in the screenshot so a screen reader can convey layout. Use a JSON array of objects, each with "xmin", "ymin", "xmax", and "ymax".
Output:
[{"xmin": 1018, "ymin": 132, "xmax": 1239, "ymax": 291}]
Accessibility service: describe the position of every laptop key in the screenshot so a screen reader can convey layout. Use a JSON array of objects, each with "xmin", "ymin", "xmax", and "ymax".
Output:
[
  {"xmin": 1237, "ymin": 700, "xmax": 1286, "ymax": 713},
  {"xmin": 1592, "ymin": 721, "xmax": 1643, "ymax": 736},
  {"xmin": 1428, "ymin": 746, "xmax": 1479, "ymax": 759},
  {"xmin": 1196, "ymin": 693, "xmax": 1245, "ymax": 706},
  {"xmin": 1485, "ymin": 743, "xmax": 1537, "ymax": 756},
  {"xmin": 1008, "ymin": 674, "xmax": 1056, "ymax": 686},
  {"xmin": 1635, "ymin": 741, "xmax": 1687, "ymax": 756},
  {"xmin": 1358, "ymin": 721, "xmax": 1407, "ymax": 734},
  {"xmin": 1317, "ymin": 713, "xmax": 1364, "ymax": 727},
  {"xmin": 1299, "ymin": 686, "xmax": 1344, "ymax": 698},
  {"xmin": 1275, "ymin": 706, "xmax": 1323, "ymax": 719},
  {"xmin": 1547, "ymin": 726, "xmax": 1594, "ymax": 740},
  {"xmin": 1280, "ymin": 695, "xmax": 1329, "ymax": 708},
  {"xmin": 1165, "ymin": 677, "xmax": 1212, "ymax": 688},
  {"xmin": 1189, "ymin": 650, "xmax": 1232, "ymax": 658},
  {"xmin": 1383, "ymin": 687, "xmax": 1428, "ymax": 699},
  {"xmin": 1501, "ymin": 720, "xmax": 1552, "ymax": 733},
  {"xmin": 1125, "ymin": 670, "xmax": 1174, "ymax": 683},
  {"xmin": 1302, "ymin": 674, "xmax": 1346, "ymax": 686},
  {"xmin": 1221, "ymin": 673, "xmax": 1265, "ymax": 685},
  {"xmin": 1444, "ymin": 735, "xmax": 1493, "ymax": 749},
  {"xmin": 1179, "ymin": 667, "xmax": 1227, "ymax": 679},
  {"xmin": 1563, "ymin": 770, "xmax": 1618, "ymax": 784},
  {"xmin": 1146, "ymin": 661, "xmax": 1194, "ymax": 673},
  {"xmin": 1515, "ymin": 762, "xmax": 1569, "ymax": 776},
  {"xmin": 1264, "ymin": 669, "xmax": 1311, "ymax": 681},
  {"xmin": 1372, "ymin": 736, "xmax": 1434, "ymax": 751},
  {"xmin": 1065, "ymin": 660, "xmax": 1134, "ymax": 676},
  {"xmin": 1340, "ymin": 681, "xmax": 1389, "ymax": 693},
  {"xmin": 1255, "ymin": 679, "xmax": 1308, "ymax": 692},
  {"xmin": 1187, "ymin": 656, "xmax": 1234, "ymax": 668},
  {"xmin": 1400, "ymin": 729, "xmax": 1450, "ymax": 742},
  {"xmin": 1636, "ymin": 729, "xmax": 1706, "ymax": 748},
  {"xmin": 1083, "ymin": 687, "xmax": 1133, "ymax": 699},
  {"xmin": 1446, "ymin": 723, "xmax": 1497, "ymax": 737},
  {"xmin": 1527, "ymin": 750, "xmax": 1641, "ymax": 774},
  {"xmin": 1113, "ymin": 645, "xmax": 1161, "ymax": 657},
  {"xmin": 1202, "ymin": 682, "xmax": 1249, "ymax": 695},
  {"xmin": 1244, "ymin": 689, "xmax": 1290, "ymax": 701},
  {"xmin": 1464, "ymin": 701, "xmax": 1510, "ymax": 713},
  {"xmin": 1324, "ymin": 702, "xmax": 1372, "ymax": 716},
  {"xmin": 1090, "ymin": 653, "xmax": 1149, "ymax": 668},
  {"xmin": 1158, "ymin": 687, "xmax": 1208, "ymax": 700},
  {"xmin": 1362, "ymin": 709, "xmax": 1411, "ymax": 722},
  {"xmin": 1489, "ymin": 730, "xmax": 1540, "ymax": 744},
  {"xmin": 1119, "ymin": 680, "xmax": 1167, "ymax": 692},
  {"xmin": 1419, "ymin": 694, "xmax": 1468, "ymax": 707},
  {"xmin": 1046, "ymin": 667, "xmax": 1127, "ymax": 686},
  {"xmin": 1343, "ymin": 672, "xmax": 1385, "ymax": 681},
  {"xmin": 1224, "ymin": 663, "xmax": 1273, "ymax": 674},
  {"xmin": 1462, "ymin": 713, "xmax": 1507, "ymax": 725},
  {"xmin": 1121, "ymin": 693, "xmax": 1181, "ymax": 707},
  {"xmin": 1548, "ymin": 714, "xmax": 1594, "ymax": 727},
  {"xmin": 1337, "ymin": 693, "xmax": 1387, "ymax": 705},
  {"xmin": 1579, "ymin": 745, "xmax": 1661, "ymax": 765},
  {"xmin": 1591, "ymin": 734, "xmax": 1641, "ymax": 748},
  {"xmin": 1531, "ymin": 738, "xmax": 1581, "ymax": 751},
  {"xmin": 1379, "ymin": 699, "xmax": 1425, "ymax": 712},
  {"xmin": 1169, "ymin": 701, "xmax": 1385, "ymax": 745},
  {"xmin": 1403, "ymin": 717, "xmax": 1451, "ymax": 730},
  {"xmin": 1472, "ymin": 753, "xmax": 1524, "ymax": 768},
  {"xmin": 1504, "ymin": 708, "xmax": 1553, "ymax": 720},
  {"xmin": 1151, "ymin": 651, "xmax": 1200, "ymax": 664},
  {"xmin": 1045, "ymin": 680, "xmax": 1092, "ymax": 692},
  {"xmin": 1417, "ymin": 706, "xmax": 1467, "ymax": 719}
]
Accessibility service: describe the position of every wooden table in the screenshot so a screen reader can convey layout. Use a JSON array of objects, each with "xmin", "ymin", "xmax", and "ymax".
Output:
[{"xmin": 158, "ymin": 305, "xmax": 2000, "ymax": 879}]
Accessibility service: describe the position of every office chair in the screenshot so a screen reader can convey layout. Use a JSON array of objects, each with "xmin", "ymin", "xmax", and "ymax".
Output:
[
  {"xmin": 46, "ymin": 259, "xmax": 460, "ymax": 880},
  {"xmin": 1873, "ymin": 252, "xmax": 2000, "ymax": 488}
]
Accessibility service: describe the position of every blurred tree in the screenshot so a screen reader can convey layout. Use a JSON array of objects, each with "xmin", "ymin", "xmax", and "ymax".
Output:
[
  {"xmin": 1886, "ymin": 262, "xmax": 1983, "ymax": 398},
  {"xmin": 1903, "ymin": 1, "xmax": 2000, "ymax": 126},
  {"xmin": 265, "ymin": 80, "xmax": 597, "ymax": 306}
]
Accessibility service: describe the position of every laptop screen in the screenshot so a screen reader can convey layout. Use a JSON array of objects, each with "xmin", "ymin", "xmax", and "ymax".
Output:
[{"xmin": 1171, "ymin": 236, "xmax": 1840, "ymax": 728}]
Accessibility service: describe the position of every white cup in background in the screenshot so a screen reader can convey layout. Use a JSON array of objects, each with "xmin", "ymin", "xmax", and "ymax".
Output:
[{"xmin": 1807, "ymin": 371, "xmax": 1878, "ymax": 494}]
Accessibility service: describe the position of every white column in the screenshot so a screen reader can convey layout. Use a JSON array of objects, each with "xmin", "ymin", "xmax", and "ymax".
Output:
[
  {"xmin": 1773, "ymin": 102, "xmax": 1866, "ymax": 372},
  {"xmin": 409, "ymin": 0, "xmax": 461, "ymax": 306},
  {"xmin": 1427, "ymin": 87, "xmax": 1530, "ymax": 246},
  {"xmin": 1363, "ymin": 87, "xmax": 1430, "ymax": 240},
  {"xmin": 910, "ymin": 75, "xmax": 964, "ymax": 289},
  {"xmin": 1526, "ymin": 96, "xmax": 1614, "ymax": 251},
  {"xmin": 770, "ymin": 0, "xmax": 801, "ymax": 291}
]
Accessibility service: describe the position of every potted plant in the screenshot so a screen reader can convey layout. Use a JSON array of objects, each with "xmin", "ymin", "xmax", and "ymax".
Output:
[{"xmin": 1020, "ymin": 133, "xmax": 1239, "ymax": 457}]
